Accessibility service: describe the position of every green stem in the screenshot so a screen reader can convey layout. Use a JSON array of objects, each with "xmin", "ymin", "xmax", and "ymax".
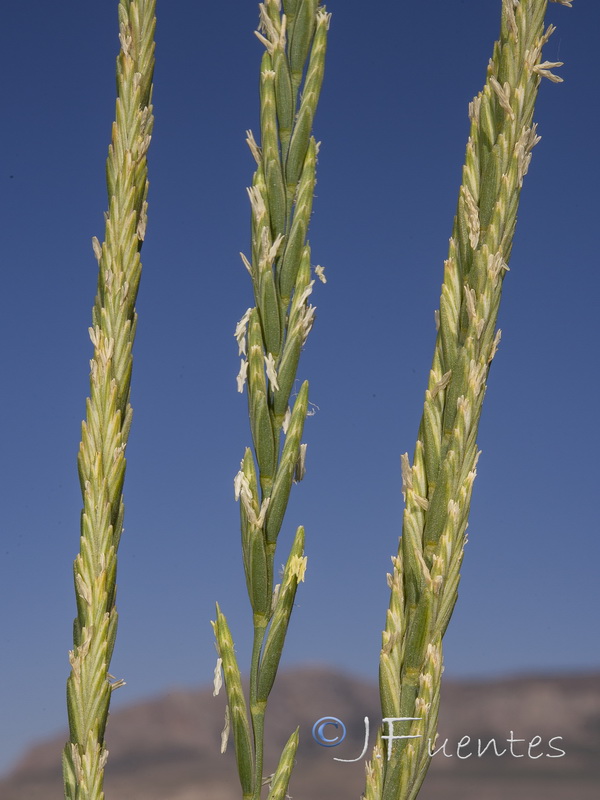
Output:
[{"xmin": 250, "ymin": 616, "xmax": 268, "ymax": 798}]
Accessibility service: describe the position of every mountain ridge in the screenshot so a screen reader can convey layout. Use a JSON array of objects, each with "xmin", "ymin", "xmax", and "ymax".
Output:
[{"xmin": 3, "ymin": 665, "xmax": 599, "ymax": 799}]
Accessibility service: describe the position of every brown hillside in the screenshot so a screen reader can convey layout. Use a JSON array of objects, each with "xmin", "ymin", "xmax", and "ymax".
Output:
[{"xmin": 2, "ymin": 667, "xmax": 599, "ymax": 799}]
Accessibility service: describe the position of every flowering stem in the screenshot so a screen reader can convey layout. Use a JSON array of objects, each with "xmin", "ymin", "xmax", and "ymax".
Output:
[
  {"xmin": 213, "ymin": 2, "xmax": 330, "ymax": 798},
  {"xmin": 364, "ymin": 2, "xmax": 570, "ymax": 799},
  {"xmin": 62, "ymin": 2, "xmax": 155, "ymax": 799}
]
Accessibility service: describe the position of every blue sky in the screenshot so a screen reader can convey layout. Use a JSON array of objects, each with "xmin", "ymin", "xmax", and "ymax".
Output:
[{"xmin": 1, "ymin": 0, "xmax": 598, "ymax": 777}]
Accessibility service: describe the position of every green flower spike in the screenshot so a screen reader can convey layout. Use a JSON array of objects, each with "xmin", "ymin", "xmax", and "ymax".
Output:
[
  {"xmin": 63, "ymin": 3, "xmax": 156, "ymax": 799},
  {"xmin": 364, "ymin": 2, "xmax": 570, "ymax": 799},
  {"xmin": 216, "ymin": 3, "xmax": 330, "ymax": 799}
]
